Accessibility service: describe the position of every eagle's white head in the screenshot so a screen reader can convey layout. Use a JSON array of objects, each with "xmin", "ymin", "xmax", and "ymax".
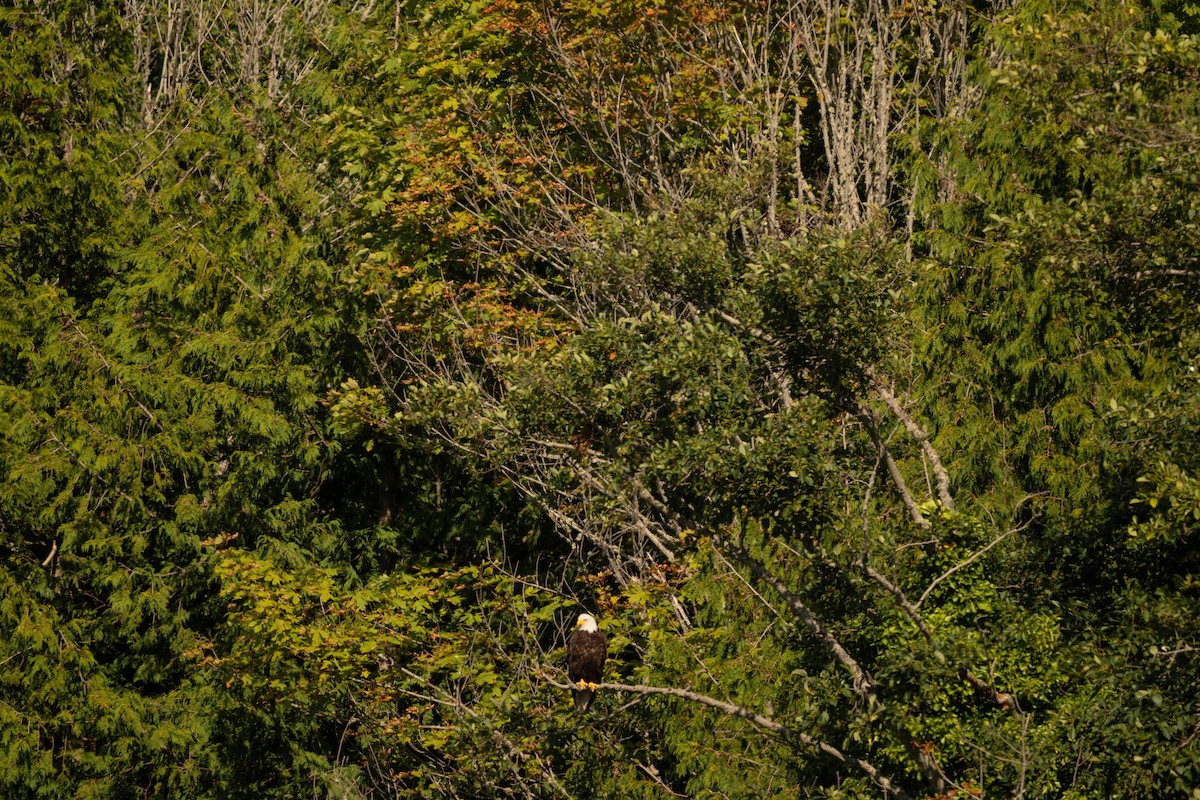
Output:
[{"xmin": 575, "ymin": 613, "xmax": 598, "ymax": 633}]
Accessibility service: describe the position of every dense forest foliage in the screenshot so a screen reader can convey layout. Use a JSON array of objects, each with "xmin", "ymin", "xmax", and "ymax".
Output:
[{"xmin": 2, "ymin": 0, "xmax": 1199, "ymax": 797}]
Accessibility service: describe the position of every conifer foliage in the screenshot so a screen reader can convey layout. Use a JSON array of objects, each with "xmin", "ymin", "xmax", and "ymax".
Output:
[{"xmin": 1, "ymin": 0, "xmax": 1199, "ymax": 798}]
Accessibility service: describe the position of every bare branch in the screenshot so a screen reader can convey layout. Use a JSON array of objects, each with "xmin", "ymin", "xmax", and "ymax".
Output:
[
  {"xmin": 1150, "ymin": 645, "xmax": 1199, "ymax": 657},
  {"xmin": 542, "ymin": 675, "xmax": 913, "ymax": 800},
  {"xmin": 871, "ymin": 376, "xmax": 955, "ymax": 510},
  {"xmin": 917, "ymin": 527, "xmax": 1017, "ymax": 609},
  {"xmin": 41, "ymin": 540, "xmax": 59, "ymax": 569},
  {"xmin": 713, "ymin": 534, "xmax": 875, "ymax": 694},
  {"xmin": 845, "ymin": 399, "xmax": 930, "ymax": 529},
  {"xmin": 637, "ymin": 760, "xmax": 691, "ymax": 798}
]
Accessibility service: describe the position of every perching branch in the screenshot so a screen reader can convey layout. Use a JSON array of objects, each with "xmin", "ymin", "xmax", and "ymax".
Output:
[{"xmin": 542, "ymin": 675, "xmax": 913, "ymax": 800}]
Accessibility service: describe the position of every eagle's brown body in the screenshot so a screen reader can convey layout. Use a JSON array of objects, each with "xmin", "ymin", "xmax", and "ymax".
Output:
[{"xmin": 567, "ymin": 614, "xmax": 606, "ymax": 712}]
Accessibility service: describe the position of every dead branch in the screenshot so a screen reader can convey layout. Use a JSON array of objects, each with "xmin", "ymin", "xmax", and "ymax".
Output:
[
  {"xmin": 713, "ymin": 533, "xmax": 875, "ymax": 694},
  {"xmin": 871, "ymin": 376, "xmax": 955, "ymax": 511},
  {"xmin": 542, "ymin": 675, "xmax": 913, "ymax": 800},
  {"xmin": 845, "ymin": 399, "xmax": 931, "ymax": 529}
]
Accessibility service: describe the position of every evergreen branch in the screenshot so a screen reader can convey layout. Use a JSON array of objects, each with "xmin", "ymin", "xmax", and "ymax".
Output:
[
  {"xmin": 542, "ymin": 676, "xmax": 913, "ymax": 800},
  {"xmin": 404, "ymin": 668, "xmax": 574, "ymax": 800},
  {"xmin": 857, "ymin": 558, "xmax": 1018, "ymax": 712},
  {"xmin": 67, "ymin": 322, "xmax": 159, "ymax": 425}
]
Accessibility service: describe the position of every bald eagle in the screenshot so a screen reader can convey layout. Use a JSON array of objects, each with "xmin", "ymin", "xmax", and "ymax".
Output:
[{"xmin": 567, "ymin": 613, "xmax": 606, "ymax": 712}]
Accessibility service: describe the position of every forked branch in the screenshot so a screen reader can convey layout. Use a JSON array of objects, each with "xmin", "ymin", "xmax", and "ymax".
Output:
[{"xmin": 542, "ymin": 675, "xmax": 913, "ymax": 800}]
